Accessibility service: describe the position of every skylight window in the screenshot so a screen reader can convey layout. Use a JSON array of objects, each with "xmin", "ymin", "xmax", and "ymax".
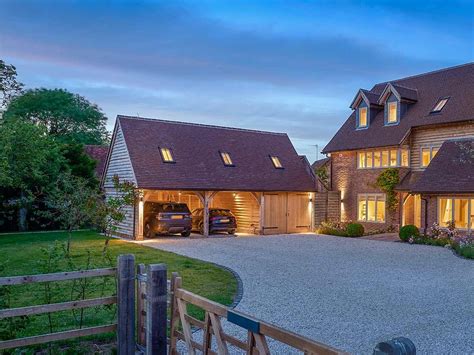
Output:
[
  {"xmin": 270, "ymin": 156, "xmax": 283, "ymax": 169},
  {"xmin": 220, "ymin": 152, "xmax": 234, "ymax": 166},
  {"xmin": 160, "ymin": 147, "xmax": 174, "ymax": 163},
  {"xmin": 431, "ymin": 97, "xmax": 449, "ymax": 113}
]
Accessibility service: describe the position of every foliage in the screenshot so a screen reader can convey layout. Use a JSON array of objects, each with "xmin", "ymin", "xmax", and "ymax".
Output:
[
  {"xmin": 318, "ymin": 221, "xmax": 347, "ymax": 237},
  {"xmin": 315, "ymin": 166, "xmax": 329, "ymax": 186},
  {"xmin": 0, "ymin": 59, "xmax": 23, "ymax": 108},
  {"xmin": 60, "ymin": 143, "xmax": 98, "ymax": 187},
  {"xmin": 374, "ymin": 168, "xmax": 399, "ymax": 211},
  {"xmin": 94, "ymin": 175, "xmax": 138, "ymax": 253},
  {"xmin": 3, "ymin": 88, "xmax": 109, "ymax": 145},
  {"xmin": 0, "ymin": 230, "xmax": 237, "ymax": 350},
  {"xmin": 346, "ymin": 223, "xmax": 364, "ymax": 237},
  {"xmin": 456, "ymin": 140, "xmax": 474, "ymax": 165},
  {"xmin": 43, "ymin": 173, "xmax": 100, "ymax": 254},
  {"xmin": 399, "ymin": 224, "xmax": 420, "ymax": 242},
  {"xmin": 0, "ymin": 119, "xmax": 64, "ymax": 231}
]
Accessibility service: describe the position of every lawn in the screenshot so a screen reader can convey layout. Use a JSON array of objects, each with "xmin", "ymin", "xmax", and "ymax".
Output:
[{"xmin": 0, "ymin": 230, "xmax": 238, "ymax": 353}]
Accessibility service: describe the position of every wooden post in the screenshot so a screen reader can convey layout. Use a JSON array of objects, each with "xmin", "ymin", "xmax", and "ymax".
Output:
[
  {"xmin": 117, "ymin": 254, "xmax": 135, "ymax": 355},
  {"xmin": 146, "ymin": 264, "xmax": 167, "ymax": 355},
  {"xmin": 259, "ymin": 193, "xmax": 265, "ymax": 235},
  {"xmin": 169, "ymin": 272, "xmax": 182, "ymax": 355},
  {"xmin": 203, "ymin": 191, "xmax": 210, "ymax": 237},
  {"xmin": 136, "ymin": 264, "xmax": 146, "ymax": 348},
  {"xmin": 136, "ymin": 190, "xmax": 144, "ymax": 240}
]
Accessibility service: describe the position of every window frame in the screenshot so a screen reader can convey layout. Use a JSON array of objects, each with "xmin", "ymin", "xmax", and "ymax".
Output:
[
  {"xmin": 420, "ymin": 145, "xmax": 440, "ymax": 168},
  {"xmin": 357, "ymin": 148, "xmax": 410, "ymax": 169},
  {"xmin": 357, "ymin": 106, "xmax": 369, "ymax": 129},
  {"xmin": 358, "ymin": 193, "xmax": 386, "ymax": 223},
  {"xmin": 270, "ymin": 155, "xmax": 284, "ymax": 169},
  {"xmin": 386, "ymin": 101, "xmax": 399, "ymax": 125},
  {"xmin": 437, "ymin": 197, "xmax": 474, "ymax": 231},
  {"xmin": 159, "ymin": 147, "xmax": 175, "ymax": 163},
  {"xmin": 219, "ymin": 151, "xmax": 235, "ymax": 167},
  {"xmin": 430, "ymin": 97, "xmax": 450, "ymax": 114}
]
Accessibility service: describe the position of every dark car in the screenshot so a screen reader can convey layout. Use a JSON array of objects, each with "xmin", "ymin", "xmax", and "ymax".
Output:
[
  {"xmin": 144, "ymin": 202, "xmax": 192, "ymax": 238},
  {"xmin": 192, "ymin": 208, "xmax": 237, "ymax": 235}
]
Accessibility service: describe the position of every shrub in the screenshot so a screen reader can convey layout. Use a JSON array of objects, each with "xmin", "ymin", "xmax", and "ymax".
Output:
[
  {"xmin": 318, "ymin": 221, "xmax": 347, "ymax": 237},
  {"xmin": 399, "ymin": 225, "xmax": 420, "ymax": 242},
  {"xmin": 346, "ymin": 223, "xmax": 364, "ymax": 237}
]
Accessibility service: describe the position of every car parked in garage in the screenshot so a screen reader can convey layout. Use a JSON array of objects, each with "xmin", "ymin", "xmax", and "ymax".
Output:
[
  {"xmin": 192, "ymin": 208, "xmax": 237, "ymax": 235},
  {"xmin": 144, "ymin": 202, "xmax": 192, "ymax": 237}
]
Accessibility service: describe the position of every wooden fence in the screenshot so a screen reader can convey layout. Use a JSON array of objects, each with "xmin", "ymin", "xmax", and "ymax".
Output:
[{"xmin": 0, "ymin": 254, "xmax": 415, "ymax": 354}]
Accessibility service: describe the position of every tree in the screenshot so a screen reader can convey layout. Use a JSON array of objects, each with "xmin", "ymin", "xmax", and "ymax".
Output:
[
  {"xmin": 3, "ymin": 88, "xmax": 109, "ymax": 145},
  {"xmin": 0, "ymin": 59, "xmax": 23, "ymax": 109},
  {"xmin": 94, "ymin": 175, "xmax": 138, "ymax": 254},
  {"xmin": 44, "ymin": 173, "xmax": 98, "ymax": 254},
  {"xmin": 60, "ymin": 143, "xmax": 98, "ymax": 187},
  {"xmin": 0, "ymin": 119, "xmax": 64, "ymax": 231}
]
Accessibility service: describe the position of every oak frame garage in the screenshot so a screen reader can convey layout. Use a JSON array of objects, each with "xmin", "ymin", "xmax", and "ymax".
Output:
[{"xmin": 102, "ymin": 116, "xmax": 316, "ymax": 239}]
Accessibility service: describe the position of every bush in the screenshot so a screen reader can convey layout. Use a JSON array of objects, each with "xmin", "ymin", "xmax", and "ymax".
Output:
[
  {"xmin": 399, "ymin": 225, "xmax": 420, "ymax": 242},
  {"xmin": 346, "ymin": 223, "xmax": 364, "ymax": 237},
  {"xmin": 318, "ymin": 221, "xmax": 347, "ymax": 237}
]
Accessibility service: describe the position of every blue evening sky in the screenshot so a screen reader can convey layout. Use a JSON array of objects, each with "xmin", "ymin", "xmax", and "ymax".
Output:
[{"xmin": 1, "ymin": 0, "xmax": 473, "ymax": 162}]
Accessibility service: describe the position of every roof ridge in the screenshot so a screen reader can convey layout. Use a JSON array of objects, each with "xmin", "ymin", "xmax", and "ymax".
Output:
[
  {"xmin": 376, "ymin": 62, "xmax": 474, "ymax": 87},
  {"xmin": 389, "ymin": 83, "xmax": 418, "ymax": 91},
  {"xmin": 117, "ymin": 115, "xmax": 287, "ymax": 136}
]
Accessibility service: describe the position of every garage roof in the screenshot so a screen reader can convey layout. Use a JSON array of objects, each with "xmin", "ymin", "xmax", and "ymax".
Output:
[{"xmin": 115, "ymin": 115, "xmax": 316, "ymax": 192}]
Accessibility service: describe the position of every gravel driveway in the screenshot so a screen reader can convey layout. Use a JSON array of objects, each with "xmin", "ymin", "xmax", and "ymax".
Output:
[{"xmin": 137, "ymin": 234, "xmax": 473, "ymax": 354}]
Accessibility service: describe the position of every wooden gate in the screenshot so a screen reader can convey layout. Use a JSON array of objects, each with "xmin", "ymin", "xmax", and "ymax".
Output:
[{"xmin": 264, "ymin": 193, "xmax": 311, "ymax": 234}]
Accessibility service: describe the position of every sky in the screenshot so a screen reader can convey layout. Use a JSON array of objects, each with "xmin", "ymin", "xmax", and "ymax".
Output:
[{"xmin": 1, "ymin": 0, "xmax": 473, "ymax": 162}]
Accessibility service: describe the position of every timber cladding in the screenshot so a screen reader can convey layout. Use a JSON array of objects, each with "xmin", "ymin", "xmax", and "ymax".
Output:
[{"xmin": 314, "ymin": 191, "xmax": 341, "ymax": 226}]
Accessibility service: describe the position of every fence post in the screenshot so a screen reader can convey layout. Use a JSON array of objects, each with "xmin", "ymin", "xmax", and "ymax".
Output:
[
  {"xmin": 137, "ymin": 263, "xmax": 146, "ymax": 348},
  {"xmin": 117, "ymin": 254, "xmax": 136, "ymax": 355},
  {"xmin": 146, "ymin": 263, "xmax": 167, "ymax": 355},
  {"xmin": 169, "ymin": 272, "xmax": 181, "ymax": 355}
]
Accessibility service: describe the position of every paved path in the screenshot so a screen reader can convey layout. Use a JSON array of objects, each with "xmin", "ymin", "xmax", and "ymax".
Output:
[{"xmin": 136, "ymin": 234, "xmax": 474, "ymax": 354}]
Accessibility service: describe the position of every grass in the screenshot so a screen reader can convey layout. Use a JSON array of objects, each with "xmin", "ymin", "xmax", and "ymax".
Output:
[{"xmin": 0, "ymin": 230, "xmax": 238, "ymax": 353}]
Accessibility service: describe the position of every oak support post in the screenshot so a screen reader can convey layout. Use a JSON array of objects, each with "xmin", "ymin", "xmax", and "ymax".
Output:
[
  {"xmin": 117, "ymin": 254, "xmax": 135, "ymax": 355},
  {"xmin": 259, "ymin": 193, "xmax": 265, "ymax": 235},
  {"xmin": 146, "ymin": 263, "xmax": 167, "ymax": 355},
  {"xmin": 203, "ymin": 191, "xmax": 210, "ymax": 237},
  {"xmin": 136, "ymin": 190, "xmax": 144, "ymax": 240}
]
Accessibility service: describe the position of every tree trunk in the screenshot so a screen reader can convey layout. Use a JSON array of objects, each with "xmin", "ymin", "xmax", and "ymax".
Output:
[
  {"xmin": 18, "ymin": 190, "xmax": 28, "ymax": 232},
  {"xmin": 67, "ymin": 227, "xmax": 72, "ymax": 255}
]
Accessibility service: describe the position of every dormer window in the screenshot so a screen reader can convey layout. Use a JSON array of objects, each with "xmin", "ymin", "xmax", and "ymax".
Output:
[
  {"xmin": 270, "ymin": 156, "xmax": 283, "ymax": 169},
  {"xmin": 160, "ymin": 147, "xmax": 175, "ymax": 163},
  {"xmin": 358, "ymin": 107, "xmax": 368, "ymax": 128},
  {"xmin": 220, "ymin": 152, "xmax": 234, "ymax": 166},
  {"xmin": 387, "ymin": 102, "xmax": 398, "ymax": 124},
  {"xmin": 431, "ymin": 97, "xmax": 449, "ymax": 113}
]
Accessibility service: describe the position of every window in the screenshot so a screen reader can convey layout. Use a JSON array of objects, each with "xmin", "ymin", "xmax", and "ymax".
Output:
[
  {"xmin": 160, "ymin": 147, "xmax": 174, "ymax": 163},
  {"xmin": 270, "ymin": 156, "xmax": 283, "ymax": 169},
  {"xmin": 387, "ymin": 101, "xmax": 398, "ymax": 124},
  {"xmin": 358, "ymin": 194, "xmax": 386, "ymax": 223},
  {"xmin": 438, "ymin": 197, "xmax": 474, "ymax": 230},
  {"xmin": 431, "ymin": 97, "xmax": 449, "ymax": 113},
  {"xmin": 421, "ymin": 146, "xmax": 440, "ymax": 167},
  {"xmin": 357, "ymin": 148, "xmax": 410, "ymax": 169},
  {"xmin": 220, "ymin": 152, "xmax": 234, "ymax": 166},
  {"xmin": 358, "ymin": 107, "xmax": 368, "ymax": 128}
]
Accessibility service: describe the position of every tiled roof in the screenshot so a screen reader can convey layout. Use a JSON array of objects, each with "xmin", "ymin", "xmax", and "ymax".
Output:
[
  {"xmin": 395, "ymin": 171, "xmax": 423, "ymax": 192},
  {"xmin": 311, "ymin": 157, "xmax": 330, "ymax": 170},
  {"xmin": 323, "ymin": 63, "xmax": 474, "ymax": 153},
  {"xmin": 84, "ymin": 145, "xmax": 109, "ymax": 178},
  {"xmin": 410, "ymin": 139, "xmax": 474, "ymax": 193},
  {"xmin": 117, "ymin": 116, "xmax": 316, "ymax": 191}
]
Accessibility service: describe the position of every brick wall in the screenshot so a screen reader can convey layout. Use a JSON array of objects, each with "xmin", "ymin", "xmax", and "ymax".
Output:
[
  {"xmin": 331, "ymin": 150, "xmax": 408, "ymax": 232},
  {"xmin": 314, "ymin": 191, "xmax": 341, "ymax": 225}
]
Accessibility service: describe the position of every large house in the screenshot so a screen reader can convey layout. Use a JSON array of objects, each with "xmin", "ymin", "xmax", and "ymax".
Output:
[
  {"xmin": 101, "ymin": 115, "xmax": 317, "ymax": 239},
  {"xmin": 321, "ymin": 63, "xmax": 474, "ymax": 234}
]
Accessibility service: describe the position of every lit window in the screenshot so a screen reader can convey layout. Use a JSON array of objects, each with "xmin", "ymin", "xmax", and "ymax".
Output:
[
  {"xmin": 358, "ymin": 152, "xmax": 366, "ymax": 168},
  {"xmin": 439, "ymin": 197, "xmax": 474, "ymax": 230},
  {"xmin": 381, "ymin": 150, "xmax": 389, "ymax": 167},
  {"xmin": 421, "ymin": 146, "xmax": 440, "ymax": 167},
  {"xmin": 401, "ymin": 149, "xmax": 409, "ymax": 167},
  {"xmin": 358, "ymin": 107, "xmax": 368, "ymax": 128},
  {"xmin": 431, "ymin": 98, "xmax": 449, "ymax": 113},
  {"xmin": 373, "ymin": 151, "xmax": 381, "ymax": 167},
  {"xmin": 220, "ymin": 152, "xmax": 234, "ymax": 166},
  {"xmin": 270, "ymin": 156, "xmax": 283, "ymax": 169},
  {"xmin": 367, "ymin": 152, "xmax": 373, "ymax": 168},
  {"xmin": 387, "ymin": 102, "xmax": 398, "ymax": 124},
  {"xmin": 358, "ymin": 194, "xmax": 386, "ymax": 223},
  {"xmin": 390, "ymin": 149, "xmax": 398, "ymax": 167},
  {"xmin": 160, "ymin": 147, "xmax": 174, "ymax": 163}
]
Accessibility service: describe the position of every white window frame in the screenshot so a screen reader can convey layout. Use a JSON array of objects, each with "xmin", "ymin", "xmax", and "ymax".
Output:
[
  {"xmin": 437, "ymin": 197, "xmax": 474, "ymax": 231},
  {"xmin": 358, "ymin": 193, "xmax": 386, "ymax": 223},
  {"xmin": 420, "ymin": 145, "xmax": 440, "ymax": 168},
  {"xmin": 357, "ymin": 149, "xmax": 410, "ymax": 169},
  {"xmin": 358, "ymin": 107, "xmax": 368, "ymax": 129},
  {"xmin": 387, "ymin": 101, "xmax": 398, "ymax": 124}
]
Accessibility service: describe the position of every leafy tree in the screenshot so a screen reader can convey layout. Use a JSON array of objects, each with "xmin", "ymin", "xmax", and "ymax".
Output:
[
  {"xmin": 315, "ymin": 166, "xmax": 329, "ymax": 186},
  {"xmin": 0, "ymin": 119, "xmax": 64, "ymax": 231},
  {"xmin": 94, "ymin": 175, "xmax": 138, "ymax": 254},
  {"xmin": 3, "ymin": 88, "xmax": 109, "ymax": 145},
  {"xmin": 44, "ymin": 173, "xmax": 99, "ymax": 254},
  {"xmin": 0, "ymin": 59, "xmax": 23, "ymax": 108},
  {"xmin": 60, "ymin": 143, "xmax": 98, "ymax": 187}
]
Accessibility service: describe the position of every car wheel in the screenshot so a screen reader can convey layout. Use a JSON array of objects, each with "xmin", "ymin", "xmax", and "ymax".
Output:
[
  {"xmin": 145, "ymin": 223, "xmax": 151, "ymax": 238},
  {"xmin": 228, "ymin": 229, "xmax": 235, "ymax": 235},
  {"xmin": 199, "ymin": 224, "xmax": 204, "ymax": 235},
  {"xmin": 181, "ymin": 231, "xmax": 191, "ymax": 237}
]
